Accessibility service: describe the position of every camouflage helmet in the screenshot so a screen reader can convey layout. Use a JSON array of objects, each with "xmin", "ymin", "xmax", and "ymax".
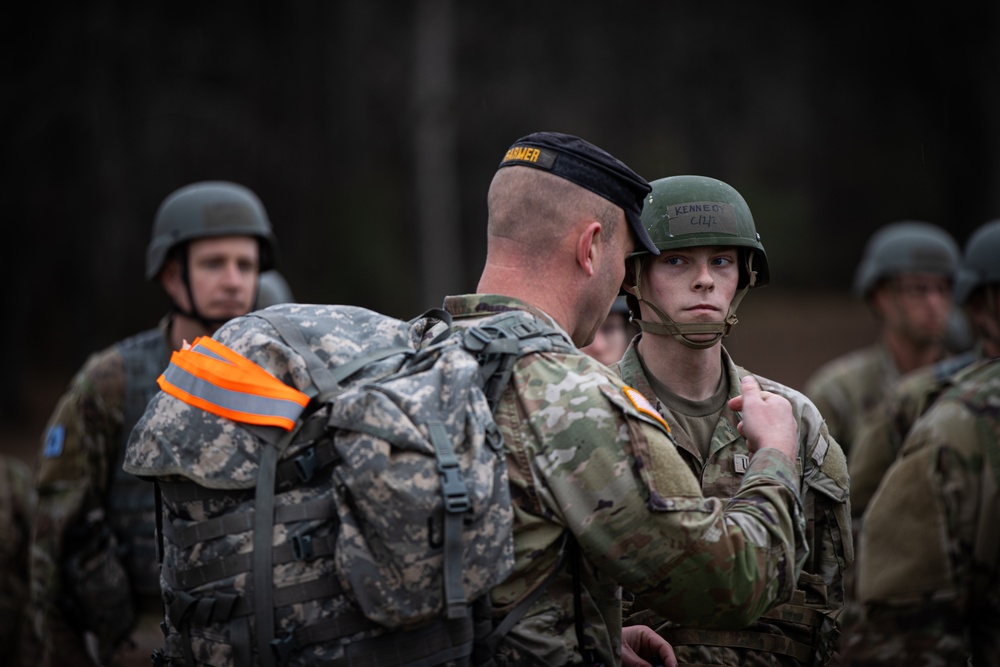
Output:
[
  {"xmin": 954, "ymin": 219, "xmax": 1000, "ymax": 305},
  {"xmin": 256, "ymin": 270, "xmax": 295, "ymax": 308},
  {"xmin": 145, "ymin": 181, "xmax": 278, "ymax": 280},
  {"xmin": 852, "ymin": 221, "xmax": 959, "ymax": 298},
  {"xmin": 635, "ymin": 174, "xmax": 769, "ymax": 288}
]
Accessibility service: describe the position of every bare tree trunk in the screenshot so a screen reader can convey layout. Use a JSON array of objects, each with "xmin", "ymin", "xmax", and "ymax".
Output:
[{"xmin": 413, "ymin": 0, "xmax": 460, "ymax": 310}]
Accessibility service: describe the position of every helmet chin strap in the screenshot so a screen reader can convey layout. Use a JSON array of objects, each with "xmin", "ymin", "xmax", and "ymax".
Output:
[{"xmin": 629, "ymin": 254, "xmax": 758, "ymax": 350}]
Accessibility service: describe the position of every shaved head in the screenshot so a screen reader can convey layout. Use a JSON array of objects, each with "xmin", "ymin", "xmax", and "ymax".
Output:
[{"xmin": 487, "ymin": 166, "xmax": 621, "ymax": 260}]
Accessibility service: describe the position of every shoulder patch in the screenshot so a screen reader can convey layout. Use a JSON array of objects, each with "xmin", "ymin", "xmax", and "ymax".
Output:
[
  {"xmin": 622, "ymin": 386, "xmax": 670, "ymax": 432},
  {"xmin": 43, "ymin": 424, "xmax": 65, "ymax": 458}
]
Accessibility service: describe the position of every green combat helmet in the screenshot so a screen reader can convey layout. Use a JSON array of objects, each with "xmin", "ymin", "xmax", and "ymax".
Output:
[
  {"xmin": 627, "ymin": 175, "xmax": 768, "ymax": 349},
  {"xmin": 256, "ymin": 270, "xmax": 296, "ymax": 308},
  {"xmin": 954, "ymin": 219, "xmax": 1000, "ymax": 306},
  {"xmin": 146, "ymin": 181, "xmax": 279, "ymax": 327},
  {"xmin": 852, "ymin": 220, "xmax": 959, "ymax": 299}
]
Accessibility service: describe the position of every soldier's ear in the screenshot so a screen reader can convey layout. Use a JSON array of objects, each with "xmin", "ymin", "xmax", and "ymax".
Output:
[
  {"xmin": 159, "ymin": 258, "xmax": 184, "ymax": 302},
  {"xmin": 576, "ymin": 221, "xmax": 602, "ymax": 278}
]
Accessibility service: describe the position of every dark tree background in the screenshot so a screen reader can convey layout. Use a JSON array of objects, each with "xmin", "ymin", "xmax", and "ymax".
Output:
[{"xmin": 4, "ymin": 1, "xmax": 999, "ymax": 457}]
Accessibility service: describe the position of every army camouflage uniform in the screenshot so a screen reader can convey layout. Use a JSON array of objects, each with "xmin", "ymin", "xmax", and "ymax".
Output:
[
  {"xmin": 841, "ymin": 356, "xmax": 1000, "ymax": 665},
  {"xmin": 30, "ymin": 317, "xmax": 171, "ymax": 666},
  {"xmin": 848, "ymin": 348, "xmax": 984, "ymax": 518},
  {"xmin": 614, "ymin": 342, "xmax": 852, "ymax": 666},
  {"xmin": 1, "ymin": 454, "xmax": 35, "ymax": 664},
  {"xmin": 444, "ymin": 294, "xmax": 808, "ymax": 667},
  {"xmin": 803, "ymin": 343, "xmax": 905, "ymax": 457}
]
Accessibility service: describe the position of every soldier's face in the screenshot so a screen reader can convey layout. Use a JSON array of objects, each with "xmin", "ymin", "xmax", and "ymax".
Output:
[
  {"xmin": 173, "ymin": 235, "xmax": 260, "ymax": 322},
  {"xmin": 874, "ymin": 272, "xmax": 952, "ymax": 344},
  {"xmin": 639, "ymin": 245, "xmax": 739, "ymax": 343}
]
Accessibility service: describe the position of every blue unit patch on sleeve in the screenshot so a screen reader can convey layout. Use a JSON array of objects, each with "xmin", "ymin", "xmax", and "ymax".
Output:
[{"xmin": 43, "ymin": 424, "xmax": 66, "ymax": 458}]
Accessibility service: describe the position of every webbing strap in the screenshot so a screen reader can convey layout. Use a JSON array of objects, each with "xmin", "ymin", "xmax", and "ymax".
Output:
[
  {"xmin": 658, "ymin": 627, "xmax": 815, "ymax": 663},
  {"xmin": 168, "ymin": 533, "xmax": 338, "ymax": 590},
  {"xmin": 253, "ymin": 429, "xmax": 291, "ymax": 667},
  {"xmin": 462, "ymin": 311, "xmax": 575, "ymax": 412},
  {"xmin": 171, "ymin": 577, "xmax": 348, "ymax": 627},
  {"xmin": 251, "ymin": 311, "xmax": 414, "ymax": 401},
  {"xmin": 164, "ymin": 496, "xmax": 335, "ymax": 549},
  {"xmin": 251, "ymin": 311, "xmax": 340, "ymax": 395},
  {"xmin": 426, "ymin": 419, "xmax": 470, "ymax": 620},
  {"xmin": 327, "ymin": 615, "xmax": 475, "ymax": 667},
  {"xmin": 759, "ymin": 601, "xmax": 826, "ymax": 628},
  {"xmin": 158, "ymin": 480, "xmax": 252, "ymax": 504},
  {"xmin": 480, "ymin": 532, "xmax": 570, "ymax": 656}
]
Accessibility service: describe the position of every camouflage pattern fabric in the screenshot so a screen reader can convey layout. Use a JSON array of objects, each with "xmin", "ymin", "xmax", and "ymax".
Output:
[
  {"xmin": 841, "ymin": 356, "xmax": 1000, "ymax": 666},
  {"xmin": 443, "ymin": 294, "xmax": 808, "ymax": 667},
  {"xmin": 125, "ymin": 304, "xmax": 524, "ymax": 666},
  {"xmin": 0, "ymin": 454, "xmax": 35, "ymax": 663},
  {"xmin": 803, "ymin": 344, "xmax": 902, "ymax": 457},
  {"xmin": 613, "ymin": 342, "xmax": 852, "ymax": 666},
  {"xmin": 30, "ymin": 318, "xmax": 171, "ymax": 667},
  {"xmin": 849, "ymin": 349, "xmax": 985, "ymax": 518}
]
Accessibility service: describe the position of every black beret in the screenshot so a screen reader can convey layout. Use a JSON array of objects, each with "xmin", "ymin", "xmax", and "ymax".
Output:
[{"xmin": 498, "ymin": 131, "xmax": 658, "ymax": 255}]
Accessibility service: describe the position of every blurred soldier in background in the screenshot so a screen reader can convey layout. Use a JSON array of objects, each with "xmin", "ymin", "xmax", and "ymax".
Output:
[
  {"xmin": 616, "ymin": 175, "xmax": 851, "ymax": 666},
  {"xmin": 803, "ymin": 221, "xmax": 960, "ymax": 455},
  {"xmin": 28, "ymin": 181, "xmax": 278, "ymax": 667},
  {"xmin": 1, "ymin": 453, "xmax": 35, "ymax": 664},
  {"xmin": 841, "ymin": 354, "xmax": 1000, "ymax": 665},
  {"xmin": 580, "ymin": 295, "xmax": 637, "ymax": 365},
  {"xmin": 849, "ymin": 219, "xmax": 1000, "ymax": 519},
  {"xmin": 256, "ymin": 269, "xmax": 295, "ymax": 308}
]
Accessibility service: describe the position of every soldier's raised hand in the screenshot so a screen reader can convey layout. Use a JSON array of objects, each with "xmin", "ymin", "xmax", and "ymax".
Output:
[{"xmin": 728, "ymin": 375, "xmax": 797, "ymax": 462}]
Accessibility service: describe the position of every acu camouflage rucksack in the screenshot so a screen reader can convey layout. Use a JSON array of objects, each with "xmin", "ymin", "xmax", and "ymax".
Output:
[{"xmin": 124, "ymin": 303, "xmax": 574, "ymax": 667}]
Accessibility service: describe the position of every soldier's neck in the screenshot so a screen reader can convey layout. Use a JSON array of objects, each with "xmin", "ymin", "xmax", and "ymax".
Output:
[
  {"xmin": 882, "ymin": 329, "xmax": 945, "ymax": 375},
  {"xmin": 168, "ymin": 315, "xmax": 216, "ymax": 352},
  {"xmin": 636, "ymin": 335, "xmax": 724, "ymax": 402}
]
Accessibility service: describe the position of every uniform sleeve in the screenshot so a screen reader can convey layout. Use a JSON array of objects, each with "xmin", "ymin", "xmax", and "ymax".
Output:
[
  {"xmin": 846, "ymin": 399, "xmax": 984, "ymax": 664},
  {"xmin": 799, "ymin": 404, "xmax": 853, "ymax": 613},
  {"xmin": 29, "ymin": 349, "xmax": 128, "ymax": 664},
  {"xmin": 848, "ymin": 393, "xmax": 906, "ymax": 519},
  {"xmin": 516, "ymin": 354, "xmax": 806, "ymax": 630}
]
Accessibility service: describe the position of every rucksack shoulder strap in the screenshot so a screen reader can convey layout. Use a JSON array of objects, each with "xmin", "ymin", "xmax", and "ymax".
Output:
[
  {"xmin": 461, "ymin": 310, "xmax": 575, "ymax": 411},
  {"xmin": 250, "ymin": 310, "xmax": 413, "ymax": 401}
]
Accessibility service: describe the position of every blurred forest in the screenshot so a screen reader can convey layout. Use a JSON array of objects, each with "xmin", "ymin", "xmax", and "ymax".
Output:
[{"xmin": 3, "ymin": 1, "xmax": 1000, "ymax": 460}]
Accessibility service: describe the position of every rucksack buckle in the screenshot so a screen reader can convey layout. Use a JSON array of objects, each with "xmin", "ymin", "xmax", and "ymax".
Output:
[
  {"xmin": 439, "ymin": 466, "xmax": 471, "ymax": 513},
  {"xmin": 271, "ymin": 632, "xmax": 300, "ymax": 662},
  {"xmin": 294, "ymin": 449, "xmax": 318, "ymax": 483},
  {"xmin": 292, "ymin": 534, "xmax": 314, "ymax": 560},
  {"xmin": 464, "ymin": 326, "xmax": 497, "ymax": 352},
  {"xmin": 510, "ymin": 321, "xmax": 540, "ymax": 338}
]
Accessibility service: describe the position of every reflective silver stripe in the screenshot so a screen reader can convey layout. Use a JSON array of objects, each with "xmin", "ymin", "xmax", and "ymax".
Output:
[
  {"xmin": 162, "ymin": 362, "xmax": 306, "ymax": 423},
  {"xmin": 191, "ymin": 342, "xmax": 233, "ymax": 364}
]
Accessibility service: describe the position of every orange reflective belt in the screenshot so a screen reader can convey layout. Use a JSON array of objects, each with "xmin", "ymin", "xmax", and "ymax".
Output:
[{"xmin": 158, "ymin": 336, "xmax": 310, "ymax": 431}]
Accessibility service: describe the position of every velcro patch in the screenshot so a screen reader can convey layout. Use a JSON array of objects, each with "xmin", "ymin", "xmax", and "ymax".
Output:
[
  {"xmin": 622, "ymin": 386, "xmax": 669, "ymax": 432},
  {"xmin": 43, "ymin": 424, "xmax": 65, "ymax": 458}
]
